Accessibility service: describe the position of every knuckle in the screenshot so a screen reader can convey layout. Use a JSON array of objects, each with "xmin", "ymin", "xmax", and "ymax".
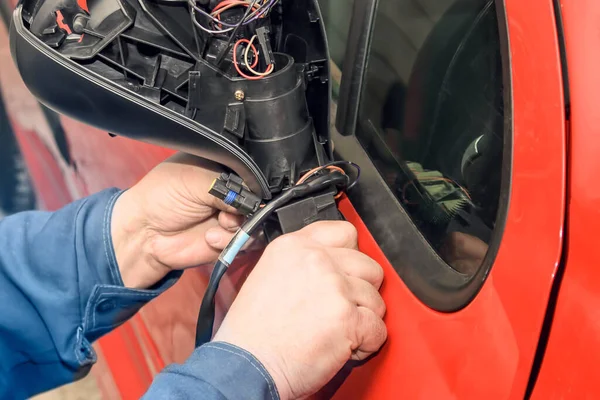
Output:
[
  {"xmin": 339, "ymin": 221, "xmax": 358, "ymax": 246},
  {"xmin": 376, "ymin": 297, "xmax": 387, "ymax": 318},
  {"xmin": 376, "ymin": 320, "xmax": 388, "ymax": 344},
  {"xmin": 372, "ymin": 263, "xmax": 385, "ymax": 287}
]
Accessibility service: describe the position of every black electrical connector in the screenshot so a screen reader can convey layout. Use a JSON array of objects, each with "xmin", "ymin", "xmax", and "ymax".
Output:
[
  {"xmin": 209, "ymin": 173, "xmax": 262, "ymax": 215},
  {"xmin": 275, "ymin": 190, "xmax": 342, "ymax": 234},
  {"xmin": 256, "ymin": 26, "xmax": 274, "ymax": 66}
]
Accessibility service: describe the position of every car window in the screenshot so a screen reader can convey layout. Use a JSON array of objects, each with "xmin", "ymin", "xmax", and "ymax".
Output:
[{"xmin": 320, "ymin": 0, "xmax": 509, "ymax": 279}]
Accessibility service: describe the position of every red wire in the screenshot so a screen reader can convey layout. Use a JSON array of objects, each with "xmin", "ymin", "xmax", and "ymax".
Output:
[
  {"xmin": 233, "ymin": 39, "xmax": 273, "ymax": 80},
  {"xmin": 213, "ymin": 0, "xmax": 259, "ymax": 12}
]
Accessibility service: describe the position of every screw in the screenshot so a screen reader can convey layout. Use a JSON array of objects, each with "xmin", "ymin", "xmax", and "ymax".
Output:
[{"xmin": 234, "ymin": 90, "xmax": 245, "ymax": 101}]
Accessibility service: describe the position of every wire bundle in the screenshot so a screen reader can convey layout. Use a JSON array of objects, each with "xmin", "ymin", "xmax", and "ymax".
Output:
[
  {"xmin": 233, "ymin": 34, "xmax": 274, "ymax": 80},
  {"xmin": 190, "ymin": 0, "xmax": 278, "ymax": 35},
  {"xmin": 195, "ymin": 169, "xmax": 353, "ymax": 347}
]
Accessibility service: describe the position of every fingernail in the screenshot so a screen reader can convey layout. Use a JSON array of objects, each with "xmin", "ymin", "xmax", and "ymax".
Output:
[{"xmin": 205, "ymin": 230, "xmax": 221, "ymax": 246}]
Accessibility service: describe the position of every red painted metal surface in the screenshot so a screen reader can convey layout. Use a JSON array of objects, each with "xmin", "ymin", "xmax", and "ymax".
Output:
[
  {"xmin": 330, "ymin": 0, "xmax": 566, "ymax": 397},
  {"xmin": 530, "ymin": 0, "xmax": 600, "ymax": 397},
  {"xmin": 0, "ymin": 0, "xmax": 568, "ymax": 398}
]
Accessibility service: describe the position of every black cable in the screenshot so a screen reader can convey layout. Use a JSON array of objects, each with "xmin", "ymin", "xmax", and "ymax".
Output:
[
  {"xmin": 194, "ymin": 171, "xmax": 349, "ymax": 347},
  {"xmin": 243, "ymin": 171, "xmax": 349, "ymax": 234},
  {"xmin": 195, "ymin": 260, "xmax": 228, "ymax": 346}
]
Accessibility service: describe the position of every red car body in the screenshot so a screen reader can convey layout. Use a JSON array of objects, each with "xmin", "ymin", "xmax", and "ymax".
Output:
[{"xmin": 0, "ymin": 0, "xmax": 597, "ymax": 398}]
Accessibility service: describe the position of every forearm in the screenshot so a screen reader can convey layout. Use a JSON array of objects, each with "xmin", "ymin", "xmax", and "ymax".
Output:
[
  {"xmin": 143, "ymin": 342, "xmax": 280, "ymax": 400},
  {"xmin": 0, "ymin": 189, "xmax": 180, "ymax": 398}
]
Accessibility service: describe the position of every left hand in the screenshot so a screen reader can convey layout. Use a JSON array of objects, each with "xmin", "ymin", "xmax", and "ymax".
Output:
[{"xmin": 111, "ymin": 153, "xmax": 246, "ymax": 289}]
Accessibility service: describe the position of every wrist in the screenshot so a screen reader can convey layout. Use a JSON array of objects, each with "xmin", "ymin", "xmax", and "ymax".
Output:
[{"xmin": 111, "ymin": 190, "xmax": 170, "ymax": 289}]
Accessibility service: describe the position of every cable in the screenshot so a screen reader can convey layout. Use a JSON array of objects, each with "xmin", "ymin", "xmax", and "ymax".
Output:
[
  {"xmin": 297, "ymin": 161, "xmax": 361, "ymax": 190},
  {"xmin": 232, "ymin": 38, "xmax": 259, "ymax": 69},
  {"xmin": 195, "ymin": 171, "xmax": 350, "ymax": 347},
  {"xmin": 195, "ymin": 260, "xmax": 228, "ymax": 346},
  {"xmin": 191, "ymin": 9, "xmax": 234, "ymax": 34},
  {"xmin": 244, "ymin": 35, "xmax": 275, "ymax": 77},
  {"xmin": 233, "ymin": 38, "xmax": 274, "ymax": 80},
  {"xmin": 214, "ymin": 0, "xmax": 260, "ymax": 65},
  {"xmin": 297, "ymin": 166, "xmax": 345, "ymax": 185},
  {"xmin": 159, "ymin": 0, "xmax": 276, "ymax": 31}
]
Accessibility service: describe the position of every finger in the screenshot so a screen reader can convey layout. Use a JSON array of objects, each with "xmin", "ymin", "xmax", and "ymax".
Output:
[
  {"xmin": 347, "ymin": 276, "xmax": 386, "ymax": 318},
  {"xmin": 205, "ymin": 226, "xmax": 262, "ymax": 252},
  {"xmin": 298, "ymin": 221, "xmax": 358, "ymax": 249},
  {"xmin": 152, "ymin": 216, "xmax": 222, "ymax": 269},
  {"xmin": 351, "ymin": 306, "xmax": 388, "ymax": 361},
  {"xmin": 205, "ymin": 226, "xmax": 240, "ymax": 249},
  {"xmin": 218, "ymin": 211, "xmax": 245, "ymax": 232},
  {"xmin": 329, "ymin": 248, "xmax": 384, "ymax": 288}
]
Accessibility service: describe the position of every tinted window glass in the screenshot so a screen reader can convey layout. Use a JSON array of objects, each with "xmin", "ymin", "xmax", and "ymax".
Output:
[
  {"xmin": 356, "ymin": 0, "xmax": 504, "ymax": 275},
  {"xmin": 318, "ymin": 0, "xmax": 507, "ymax": 278}
]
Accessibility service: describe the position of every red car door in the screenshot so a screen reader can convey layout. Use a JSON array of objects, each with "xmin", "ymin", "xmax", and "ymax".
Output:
[
  {"xmin": 0, "ymin": 0, "xmax": 567, "ymax": 398},
  {"xmin": 316, "ymin": 0, "xmax": 566, "ymax": 398}
]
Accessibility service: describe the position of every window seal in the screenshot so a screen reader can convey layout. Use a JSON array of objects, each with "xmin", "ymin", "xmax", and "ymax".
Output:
[{"xmin": 334, "ymin": 0, "xmax": 377, "ymax": 137}]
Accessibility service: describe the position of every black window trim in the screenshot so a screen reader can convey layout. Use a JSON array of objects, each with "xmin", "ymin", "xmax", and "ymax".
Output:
[{"xmin": 332, "ymin": 0, "xmax": 513, "ymax": 311}]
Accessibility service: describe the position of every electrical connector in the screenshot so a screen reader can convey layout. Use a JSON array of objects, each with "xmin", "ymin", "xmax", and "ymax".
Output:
[
  {"xmin": 256, "ymin": 26, "xmax": 274, "ymax": 66},
  {"xmin": 209, "ymin": 173, "xmax": 262, "ymax": 215}
]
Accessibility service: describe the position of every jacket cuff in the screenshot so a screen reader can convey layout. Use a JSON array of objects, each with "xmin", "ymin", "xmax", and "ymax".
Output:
[
  {"xmin": 161, "ymin": 342, "xmax": 280, "ymax": 400},
  {"xmin": 78, "ymin": 189, "xmax": 181, "ymax": 345}
]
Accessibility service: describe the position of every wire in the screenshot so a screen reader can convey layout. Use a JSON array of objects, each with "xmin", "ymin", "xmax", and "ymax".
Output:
[
  {"xmin": 195, "ymin": 260, "xmax": 228, "ymax": 346},
  {"xmin": 297, "ymin": 161, "xmax": 361, "ymax": 191},
  {"xmin": 214, "ymin": 0, "xmax": 260, "ymax": 65},
  {"xmin": 158, "ymin": 0, "xmax": 276, "ymax": 32},
  {"xmin": 233, "ymin": 38, "xmax": 259, "ymax": 68},
  {"xmin": 212, "ymin": 0, "xmax": 259, "ymax": 15},
  {"xmin": 188, "ymin": 0, "xmax": 265, "ymax": 34},
  {"xmin": 245, "ymin": 0, "xmax": 277, "ymax": 23},
  {"xmin": 195, "ymin": 171, "xmax": 350, "ymax": 347},
  {"xmin": 233, "ymin": 38, "xmax": 274, "ymax": 80},
  {"xmin": 191, "ymin": 9, "xmax": 234, "ymax": 34},
  {"xmin": 244, "ymin": 35, "xmax": 275, "ymax": 77}
]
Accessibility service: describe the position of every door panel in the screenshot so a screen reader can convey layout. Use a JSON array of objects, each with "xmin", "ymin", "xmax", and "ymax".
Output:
[
  {"xmin": 323, "ymin": 0, "xmax": 566, "ymax": 397},
  {"xmin": 531, "ymin": 0, "xmax": 600, "ymax": 397}
]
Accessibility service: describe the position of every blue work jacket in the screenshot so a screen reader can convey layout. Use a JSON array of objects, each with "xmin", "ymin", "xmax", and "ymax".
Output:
[{"xmin": 0, "ymin": 189, "xmax": 279, "ymax": 400}]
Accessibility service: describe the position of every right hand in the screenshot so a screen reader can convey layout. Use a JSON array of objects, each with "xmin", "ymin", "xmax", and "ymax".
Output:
[{"xmin": 213, "ymin": 221, "xmax": 387, "ymax": 400}]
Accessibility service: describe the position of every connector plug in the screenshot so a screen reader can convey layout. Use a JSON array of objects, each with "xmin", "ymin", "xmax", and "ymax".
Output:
[
  {"xmin": 256, "ymin": 26, "xmax": 274, "ymax": 66},
  {"xmin": 209, "ymin": 173, "xmax": 262, "ymax": 215}
]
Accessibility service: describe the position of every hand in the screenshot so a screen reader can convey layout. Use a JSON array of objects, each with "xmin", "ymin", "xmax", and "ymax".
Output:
[
  {"xmin": 213, "ymin": 221, "xmax": 387, "ymax": 400},
  {"xmin": 111, "ymin": 153, "xmax": 245, "ymax": 289}
]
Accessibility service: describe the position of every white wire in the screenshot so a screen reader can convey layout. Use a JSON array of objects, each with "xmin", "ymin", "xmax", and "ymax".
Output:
[
  {"xmin": 244, "ymin": 35, "xmax": 274, "ymax": 76},
  {"xmin": 189, "ymin": 0, "xmax": 276, "ymax": 37},
  {"xmin": 191, "ymin": 8, "xmax": 234, "ymax": 34}
]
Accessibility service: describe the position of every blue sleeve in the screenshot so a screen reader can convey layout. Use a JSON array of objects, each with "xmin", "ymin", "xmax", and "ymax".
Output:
[
  {"xmin": 0, "ymin": 189, "xmax": 181, "ymax": 399},
  {"xmin": 144, "ymin": 342, "xmax": 280, "ymax": 400}
]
